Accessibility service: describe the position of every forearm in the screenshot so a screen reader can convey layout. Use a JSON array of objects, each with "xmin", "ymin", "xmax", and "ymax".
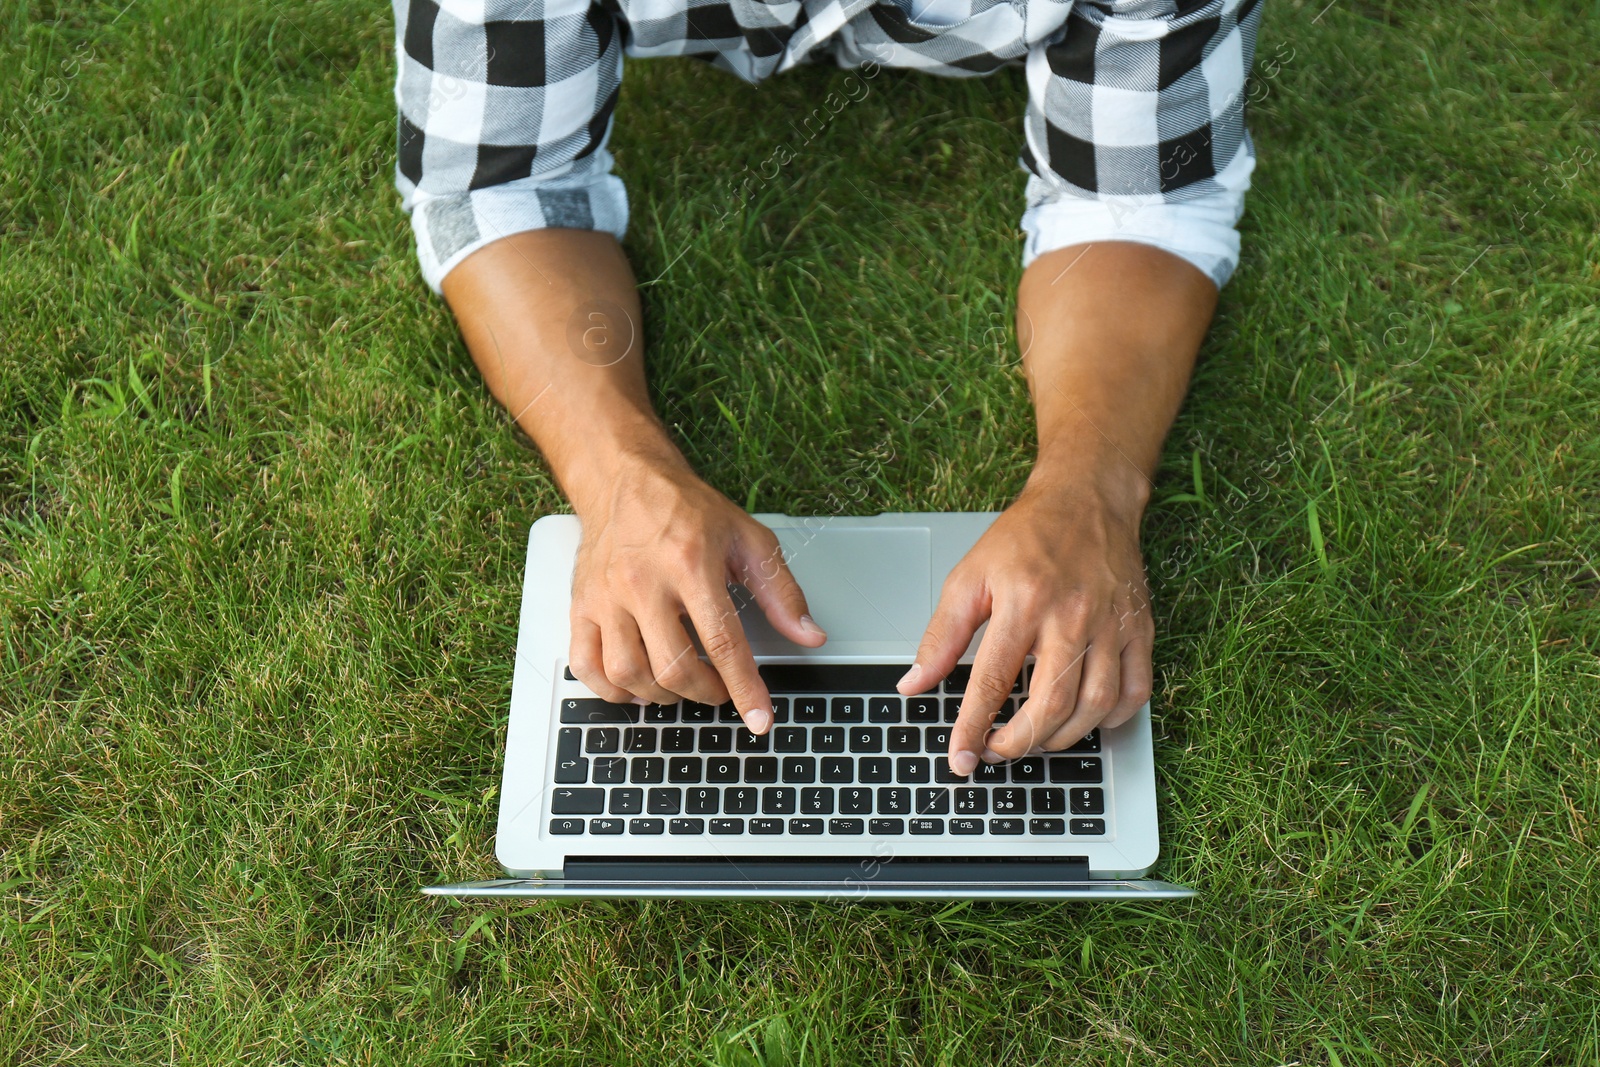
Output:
[
  {"xmin": 1015, "ymin": 241, "xmax": 1219, "ymax": 520},
  {"xmin": 439, "ymin": 228, "xmax": 690, "ymax": 514}
]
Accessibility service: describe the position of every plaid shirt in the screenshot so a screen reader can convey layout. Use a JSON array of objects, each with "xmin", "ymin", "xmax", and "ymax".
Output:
[{"xmin": 392, "ymin": 0, "xmax": 1264, "ymax": 294}]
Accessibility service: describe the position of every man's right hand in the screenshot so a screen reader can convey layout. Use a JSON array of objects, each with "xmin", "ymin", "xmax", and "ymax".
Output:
[{"xmin": 566, "ymin": 456, "xmax": 827, "ymax": 734}]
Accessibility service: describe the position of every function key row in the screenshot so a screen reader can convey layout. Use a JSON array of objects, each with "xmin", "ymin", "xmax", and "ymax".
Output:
[
  {"xmin": 548, "ymin": 815, "xmax": 1105, "ymax": 836},
  {"xmin": 563, "ymin": 662, "xmax": 1031, "ymax": 696}
]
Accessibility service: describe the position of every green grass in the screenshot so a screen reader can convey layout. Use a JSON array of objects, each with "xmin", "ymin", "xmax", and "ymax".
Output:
[{"xmin": 3, "ymin": 0, "xmax": 1599, "ymax": 1061}]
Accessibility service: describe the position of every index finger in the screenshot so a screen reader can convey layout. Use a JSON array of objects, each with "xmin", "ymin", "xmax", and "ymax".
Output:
[{"xmin": 683, "ymin": 576, "xmax": 774, "ymax": 734}]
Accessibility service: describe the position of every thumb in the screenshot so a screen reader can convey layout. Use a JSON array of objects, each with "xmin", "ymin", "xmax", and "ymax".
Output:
[{"xmin": 731, "ymin": 527, "xmax": 828, "ymax": 647}]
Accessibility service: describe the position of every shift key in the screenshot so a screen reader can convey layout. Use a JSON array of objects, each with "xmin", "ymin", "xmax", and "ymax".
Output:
[{"xmin": 560, "ymin": 699, "xmax": 640, "ymax": 724}]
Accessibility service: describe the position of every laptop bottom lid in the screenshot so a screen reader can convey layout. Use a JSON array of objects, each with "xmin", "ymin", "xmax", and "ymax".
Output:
[{"xmin": 425, "ymin": 857, "xmax": 1196, "ymax": 900}]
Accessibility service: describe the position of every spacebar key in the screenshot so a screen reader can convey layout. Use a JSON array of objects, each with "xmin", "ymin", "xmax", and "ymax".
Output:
[{"xmin": 758, "ymin": 663, "xmax": 907, "ymax": 693}]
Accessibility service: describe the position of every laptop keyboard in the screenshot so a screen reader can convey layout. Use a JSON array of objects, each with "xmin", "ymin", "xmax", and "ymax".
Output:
[{"xmin": 546, "ymin": 663, "xmax": 1110, "ymax": 840}]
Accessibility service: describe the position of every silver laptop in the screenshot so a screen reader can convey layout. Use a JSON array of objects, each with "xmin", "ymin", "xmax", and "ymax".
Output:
[{"xmin": 426, "ymin": 512, "xmax": 1194, "ymax": 900}]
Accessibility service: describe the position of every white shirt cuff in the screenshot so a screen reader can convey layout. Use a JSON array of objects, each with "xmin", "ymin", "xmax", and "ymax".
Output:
[{"xmin": 1018, "ymin": 152, "xmax": 1255, "ymax": 290}]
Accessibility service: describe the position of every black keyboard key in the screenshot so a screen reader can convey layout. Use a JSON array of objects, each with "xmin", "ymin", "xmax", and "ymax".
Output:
[
  {"xmin": 550, "ymin": 817, "xmax": 584, "ymax": 834},
  {"xmin": 557, "ymin": 728, "xmax": 582, "ymax": 761},
  {"xmin": 744, "ymin": 757, "xmax": 778, "ymax": 783},
  {"xmin": 762, "ymin": 787, "xmax": 796, "ymax": 814},
  {"xmin": 750, "ymin": 818, "xmax": 785, "ymax": 834},
  {"xmin": 1049, "ymin": 757, "xmax": 1103, "ymax": 783},
  {"xmin": 609, "ymin": 788, "xmax": 643, "ymax": 815},
  {"xmin": 698, "ymin": 727, "xmax": 732, "ymax": 753},
  {"xmin": 553, "ymin": 732, "xmax": 588, "ymax": 782},
  {"xmin": 910, "ymin": 817, "xmax": 944, "ymax": 835},
  {"xmin": 849, "ymin": 727, "xmax": 883, "ymax": 753},
  {"xmin": 951, "ymin": 817, "xmax": 984, "ymax": 835},
  {"xmin": 1070, "ymin": 818, "xmax": 1107, "ymax": 835},
  {"xmin": 906, "ymin": 697, "xmax": 941, "ymax": 723},
  {"xmin": 858, "ymin": 757, "xmax": 892, "ymax": 783},
  {"xmin": 943, "ymin": 664, "xmax": 972, "ymax": 693},
  {"xmin": 668, "ymin": 756, "xmax": 702, "ymax": 783},
  {"xmin": 670, "ymin": 817, "xmax": 704, "ymax": 834},
  {"xmin": 773, "ymin": 727, "xmax": 807, "ymax": 753},
  {"xmin": 840, "ymin": 787, "xmax": 873, "ymax": 814},
  {"xmin": 829, "ymin": 818, "xmax": 865, "ymax": 835},
  {"xmin": 934, "ymin": 757, "xmax": 965, "ymax": 783},
  {"xmin": 710, "ymin": 817, "xmax": 744, "ymax": 834},
  {"xmin": 1066, "ymin": 729, "xmax": 1101, "ymax": 754},
  {"xmin": 590, "ymin": 817, "xmax": 624, "ymax": 834},
  {"xmin": 560, "ymin": 699, "xmax": 638, "ymax": 724},
  {"xmin": 878, "ymin": 787, "xmax": 911, "ymax": 815},
  {"xmin": 915, "ymin": 787, "xmax": 950, "ymax": 815},
  {"xmin": 629, "ymin": 818, "xmax": 663, "ymax": 835},
  {"xmin": 1070, "ymin": 787, "xmax": 1105, "ymax": 815},
  {"xmin": 989, "ymin": 818, "xmax": 1024, "ymax": 834},
  {"xmin": 550, "ymin": 787, "xmax": 603, "ymax": 814},
  {"xmin": 724, "ymin": 786, "xmax": 758, "ymax": 814},
  {"xmin": 973, "ymin": 762, "xmax": 1006, "ymax": 784},
  {"xmin": 801, "ymin": 787, "xmax": 833, "ymax": 814},
  {"xmin": 630, "ymin": 757, "xmax": 664, "ymax": 784},
  {"xmin": 624, "ymin": 727, "xmax": 657, "ymax": 754},
  {"xmin": 718, "ymin": 702, "xmax": 742, "ymax": 723},
  {"xmin": 993, "ymin": 787, "xmax": 1027, "ymax": 814},
  {"xmin": 735, "ymin": 728, "xmax": 770, "ymax": 753},
  {"xmin": 662, "ymin": 727, "xmax": 695, "ymax": 754},
  {"xmin": 643, "ymin": 703, "xmax": 678, "ymax": 723},
  {"xmin": 563, "ymin": 665, "xmax": 577, "ymax": 681},
  {"xmin": 770, "ymin": 697, "xmax": 789, "ymax": 723},
  {"xmin": 585, "ymin": 728, "xmax": 620, "ymax": 754},
  {"xmin": 944, "ymin": 698, "xmax": 963, "ymax": 724},
  {"xmin": 782, "ymin": 756, "xmax": 816, "ymax": 783},
  {"xmin": 954, "ymin": 787, "xmax": 988, "ymax": 814},
  {"xmin": 1010, "ymin": 756, "xmax": 1044, "ymax": 783},
  {"xmin": 706, "ymin": 756, "xmax": 740, "ymax": 783},
  {"xmin": 821, "ymin": 757, "xmax": 854, "ymax": 783},
  {"xmin": 592, "ymin": 757, "xmax": 626, "ymax": 784},
  {"xmin": 1032, "ymin": 787, "xmax": 1066, "ymax": 814},
  {"xmin": 993, "ymin": 698, "xmax": 1016, "ymax": 724},
  {"xmin": 682, "ymin": 701, "xmax": 715, "ymax": 723},
  {"xmin": 789, "ymin": 818, "xmax": 823, "ymax": 835},
  {"xmin": 868, "ymin": 697, "xmax": 902, "ymax": 723},
  {"xmin": 896, "ymin": 757, "xmax": 931, "ymax": 783},
  {"xmin": 924, "ymin": 727, "xmax": 952, "ymax": 754},
  {"xmin": 812, "ymin": 728, "xmax": 845, "ymax": 753},
  {"xmin": 646, "ymin": 787, "xmax": 681, "ymax": 815},
  {"xmin": 554, "ymin": 756, "xmax": 588, "ymax": 784},
  {"xmin": 758, "ymin": 663, "xmax": 906, "ymax": 692},
  {"xmin": 888, "ymin": 727, "xmax": 921, "ymax": 753},
  {"xmin": 793, "ymin": 697, "xmax": 827, "ymax": 723},
  {"xmin": 1029, "ymin": 818, "xmax": 1065, "ymax": 835},
  {"xmin": 831, "ymin": 697, "xmax": 865, "ymax": 723},
  {"xmin": 869, "ymin": 818, "xmax": 904, "ymax": 835},
  {"xmin": 685, "ymin": 787, "xmax": 719, "ymax": 814}
]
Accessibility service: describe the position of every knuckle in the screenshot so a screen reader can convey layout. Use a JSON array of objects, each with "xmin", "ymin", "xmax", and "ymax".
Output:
[
  {"xmin": 652, "ymin": 653, "xmax": 694, "ymax": 690},
  {"xmin": 1123, "ymin": 680, "xmax": 1153, "ymax": 707},
  {"xmin": 1078, "ymin": 682, "xmax": 1119, "ymax": 716},
  {"xmin": 698, "ymin": 626, "xmax": 741, "ymax": 664},
  {"xmin": 970, "ymin": 671, "xmax": 1014, "ymax": 705}
]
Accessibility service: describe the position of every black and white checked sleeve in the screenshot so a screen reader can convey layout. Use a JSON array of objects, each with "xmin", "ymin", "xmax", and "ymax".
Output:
[
  {"xmin": 392, "ymin": 0, "xmax": 629, "ymax": 295},
  {"xmin": 1017, "ymin": 0, "xmax": 1264, "ymax": 288}
]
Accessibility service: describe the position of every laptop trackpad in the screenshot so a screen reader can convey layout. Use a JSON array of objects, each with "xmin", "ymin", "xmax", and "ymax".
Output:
[{"xmin": 736, "ymin": 526, "xmax": 931, "ymax": 651}]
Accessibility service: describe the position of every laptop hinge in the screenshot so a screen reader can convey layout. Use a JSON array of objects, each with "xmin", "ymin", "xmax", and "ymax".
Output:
[{"xmin": 564, "ymin": 855, "xmax": 1091, "ymax": 884}]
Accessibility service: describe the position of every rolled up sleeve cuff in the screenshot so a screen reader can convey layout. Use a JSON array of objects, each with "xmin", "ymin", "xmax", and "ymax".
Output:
[
  {"xmin": 1018, "ymin": 152, "xmax": 1255, "ymax": 291},
  {"xmin": 398, "ymin": 165, "xmax": 630, "ymax": 296}
]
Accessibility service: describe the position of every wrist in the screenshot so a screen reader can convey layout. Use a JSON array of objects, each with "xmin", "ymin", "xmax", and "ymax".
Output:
[
  {"xmin": 1022, "ymin": 448, "xmax": 1152, "ymax": 528},
  {"xmin": 555, "ymin": 415, "xmax": 694, "ymax": 518}
]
